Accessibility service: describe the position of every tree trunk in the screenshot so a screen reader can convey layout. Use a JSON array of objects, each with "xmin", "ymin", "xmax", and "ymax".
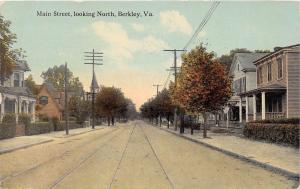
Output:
[
  {"xmin": 159, "ymin": 115, "xmax": 162, "ymax": 127},
  {"xmin": 108, "ymin": 117, "xmax": 110, "ymax": 126},
  {"xmin": 111, "ymin": 117, "xmax": 114, "ymax": 126},
  {"xmin": 180, "ymin": 112, "xmax": 184, "ymax": 134},
  {"xmin": 167, "ymin": 115, "xmax": 170, "ymax": 128},
  {"xmin": 203, "ymin": 113, "xmax": 208, "ymax": 138}
]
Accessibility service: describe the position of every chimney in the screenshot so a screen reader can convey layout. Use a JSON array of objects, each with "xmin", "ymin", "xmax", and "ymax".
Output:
[{"xmin": 274, "ymin": 47, "xmax": 282, "ymax": 51}]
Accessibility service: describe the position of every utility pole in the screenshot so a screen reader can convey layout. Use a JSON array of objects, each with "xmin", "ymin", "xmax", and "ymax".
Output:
[
  {"xmin": 153, "ymin": 84, "xmax": 161, "ymax": 96},
  {"xmin": 153, "ymin": 84, "xmax": 162, "ymax": 126},
  {"xmin": 64, "ymin": 62, "xmax": 69, "ymax": 135},
  {"xmin": 163, "ymin": 49, "xmax": 186, "ymax": 131},
  {"xmin": 84, "ymin": 49, "xmax": 103, "ymax": 129}
]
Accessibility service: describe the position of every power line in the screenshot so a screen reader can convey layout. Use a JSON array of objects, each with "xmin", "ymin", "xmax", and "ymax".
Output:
[{"xmin": 183, "ymin": 1, "xmax": 220, "ymax": 50}]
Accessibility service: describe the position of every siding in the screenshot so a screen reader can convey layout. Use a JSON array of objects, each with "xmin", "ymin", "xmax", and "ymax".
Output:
[
  {"xmin": 257, "ymin": 53, "xmax": 287, "ymax": 88},
  {"xmin": 287, "ymin": 52, "xmax": 300, "ymax": 118}
]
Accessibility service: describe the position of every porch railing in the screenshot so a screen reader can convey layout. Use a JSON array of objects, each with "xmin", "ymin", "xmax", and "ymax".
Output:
[{"xmin": 266, "ymin": 112, "xmax": 285, "ymax": 119}]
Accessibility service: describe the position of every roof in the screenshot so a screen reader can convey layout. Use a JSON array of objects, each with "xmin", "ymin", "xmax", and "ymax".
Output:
[
  {"xmin": 0, "ymin": 86, "xmax": 35, "ymax": 98},
  {"xmin": 14, "ymin": 60, "xmax": 30, "ymax": 72},
  {"xmin": 37, "ymin": 83, "xmax": 63, "ymax": 110},
  {"xmin": 254, "ymin": 44, "xmax": 300, "ymax": 65},
  {"xmin": 231, "ymin": 53, "xmax": 269, "ymax": 73}
]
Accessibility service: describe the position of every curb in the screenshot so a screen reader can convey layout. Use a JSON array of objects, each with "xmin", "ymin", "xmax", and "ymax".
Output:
[
  {"xmin": 53, "ymin": 127, "xmax": 104, "ymax": 138},
  {"xmin": 156, "ymin": 126, "xmax": 299, "ymax": 180},
  {"xmin": 0, "ymin": 139, "xmax": 54, "ymax": 155}
]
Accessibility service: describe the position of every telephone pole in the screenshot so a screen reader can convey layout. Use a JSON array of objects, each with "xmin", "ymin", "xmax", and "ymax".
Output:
[
  {"xmin": 64, "ymin": 62, "xmax": 69, "ymax": 135},
  {"xmin": 84, "ymin": 49, "xmax": 103, "ymax": 129},
  {"xmin": 163, "ymin": 49, "xmax": 186, "ymax": 131},
  {"xmin": 153, "ymin": 84, "xmax": 161, "ymax": 96}
]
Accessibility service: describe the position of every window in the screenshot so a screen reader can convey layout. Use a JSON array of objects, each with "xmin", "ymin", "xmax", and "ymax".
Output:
[
  {"xmin": 237, "ymin": 64, "xmax": 239, "ymax": 71},
  {"xmin": 277, "ymin": 58, "xmax": 283, "ymax": 79},
  {"xmin": 39, "ymin": 96, "xmax": 48, "ymax": 105},
  {"xmin": 267, "ymin": 62, "xmax": 272, "ymax": 82},
  {"xmin": 257, "ymin": 67, "xmax": 263, "ymax": 84},
  {"xmin": 14, "ymin": 73, "xmax": 20, "ymax": 87}
]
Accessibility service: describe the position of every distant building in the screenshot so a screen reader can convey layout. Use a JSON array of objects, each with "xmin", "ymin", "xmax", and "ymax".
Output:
[
  {"xmin": 85, "ymin": 71, "xmax": 100, "ymax": 101},
  {"xmin": 0, "ymin": 60, "xmax": 36, "ymax": 122}
]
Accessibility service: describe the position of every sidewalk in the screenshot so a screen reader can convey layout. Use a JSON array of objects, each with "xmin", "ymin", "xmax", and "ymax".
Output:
[
  {"xmin": 157, "ymin": 124, "xmax": 299, "ymax": 178},
  {"xmin": 0, "ymin": 126, "xmax": 103, "ymax": 155}
]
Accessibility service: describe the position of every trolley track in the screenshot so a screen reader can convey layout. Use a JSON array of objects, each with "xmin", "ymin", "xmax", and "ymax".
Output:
[{"xmin": 0, "ymin": 126, "xmax": 121, "ymax": 183}]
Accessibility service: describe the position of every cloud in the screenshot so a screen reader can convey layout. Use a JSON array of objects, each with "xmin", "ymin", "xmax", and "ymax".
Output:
[
  {"xmin": 92, "ymin": 21, "xmax": 169, "ymax": 62},
  {"xmin": 131, "ymin": 23, "xmax": 145, "ymax": 32},
  {"xmin": 0, "ymin": 0, "xmax": 5, "ymax": 7},
  {"xmin": 160, "ymin": 10, "xmax": 193, "ymax": 35}
]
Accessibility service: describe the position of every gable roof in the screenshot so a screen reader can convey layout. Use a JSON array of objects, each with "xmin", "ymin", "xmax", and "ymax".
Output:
[
  {"xmin": 229, "ymin": 52, "xmax": 269, "ymax": 75},
  {"xmin": 14, "ymin": 60, "xmax": 30, "ymax": 71},
  {"xmin": 254, "ymin": 44, "xmax": 300, "ymax": 65},
  {"xmin": 37, "ymin": 83, "xmax": 63, "ymax": 111}
]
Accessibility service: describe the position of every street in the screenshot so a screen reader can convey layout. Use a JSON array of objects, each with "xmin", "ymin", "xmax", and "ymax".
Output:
[{"xmin": 0, "ymin": 121, "xmax": 297, "ymax": 189}]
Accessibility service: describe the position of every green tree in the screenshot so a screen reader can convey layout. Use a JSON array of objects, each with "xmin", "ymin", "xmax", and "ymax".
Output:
[
  {"xmin": 0, "ymin": 14, "xmax": 27, "ymax": 85},
  {"xmin": 174, "ymin": 45, "xmax": 232, "ymax": 138},
  {"xmin": 95, "ymin": 86, "xmax": 128, "ymax": 126},
  {"xmin": 24, "ymin": 74, "xmax": 39, "ymax": 95},
  {"xmin": 68, "ymin": 96, "xmax": 91, "ymax": 125},
  {"xmin": 41, "ymin": 64, "xmax": 83, "ymax": 95}
]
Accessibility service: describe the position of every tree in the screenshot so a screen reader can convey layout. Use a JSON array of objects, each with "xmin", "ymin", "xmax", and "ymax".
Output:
[
  {"xmin": 0, "ymin": 14, "xmax": 27, "ymax": 85},
  {"xmin": 41, "ymin": 65, "xmax": 83, "ymax": 95},
  {"xmin": 174, "ymin": 45, "xmax": 232, "ymax": 138},
  {"xmin": 95, "ymin": 86, "xmax": 128, "ymax": 126},
  {"xmin": 68, "ymin": 96, "xmax": 90, "ymax": 125},
  {"xmin": 24, "ymin": 74, "xmax": 39, "ymax": 95}
]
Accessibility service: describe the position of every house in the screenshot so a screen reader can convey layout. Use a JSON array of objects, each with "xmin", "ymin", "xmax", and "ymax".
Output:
[
  {"xmin": 36, "ymin": 83, "xmax": 64, "ymax": 120},
  {"xmin": 226, "ymin": 52, "xmax": 268, "ymax": 123},
  {"xmin": 0, "ymin": 61, "xmax": 36, "ymax": 122},
  {"xmin": 241, "ymin": 44, "xmax": 300, "ymax": 120}
]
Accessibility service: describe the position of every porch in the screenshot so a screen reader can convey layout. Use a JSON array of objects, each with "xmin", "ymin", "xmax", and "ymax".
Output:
[{"xmin": 241, "ymin": 86, "xmax": 286, "ymax": 122}]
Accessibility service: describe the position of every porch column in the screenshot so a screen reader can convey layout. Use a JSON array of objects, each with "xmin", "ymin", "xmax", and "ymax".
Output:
[
  {"xmin": 245, "ymin": 96, "xmax": 249, "ymax": 122},
  {"xmin": 261, "ymin": 92, "xmax": 266, "ymax": 120},
  {"xmin": 31, "ymin": 102, "xmax": 36, "ymax": 122},
  {"xmin": 253, "ymin": 94, "xmax": 257, "ymax": 121},
  {"xmin": 0, "ymin": 96, "xmax": 5, "ymax": 122},
  {"xmin": 239, "ymin": 97, "xmax": 242, "ymax": 123},
  {"xmin": 25, "ymin": 101, "xmax": 29, "ymax": 114},
  {"xmin": 15, "ymin": 99, "xmax": 19, "ymax": 123}
]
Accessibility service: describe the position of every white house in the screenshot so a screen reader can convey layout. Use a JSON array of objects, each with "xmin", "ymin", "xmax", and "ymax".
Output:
[
  {"xmin": 226, "ymin": 52, "xmax": 268, "ymax": 123},
  {"xmin": 0, "ymin": 60, "xmax": 36, "ymax": 123}
]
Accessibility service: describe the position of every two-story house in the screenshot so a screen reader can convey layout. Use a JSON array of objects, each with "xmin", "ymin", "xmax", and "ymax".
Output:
[
  {"xmin": 0, "ymin": 61, "xmax": 36, "ymax": 122},
  {"xmin": 241, "ymin": 44, "xmax": 300, "ymax": 120},
  {"xmin": 226, "ymin": 52, "xmax": 268, "ymax": 123}
]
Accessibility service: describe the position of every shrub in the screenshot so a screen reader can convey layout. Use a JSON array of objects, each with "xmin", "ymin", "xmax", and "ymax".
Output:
[
  {"xmin": 25, "ymin": 122, "xmax": 54, "ymax": 135},
  {"xmin": 0, "ymin": 123, "xmax": 16, "ymax": 139},
  {"xmin": 244, "ymin": 123, "xmax": 299, "ymax": 147},
  {"xmin": 250, "ymin": 118, "xmax": 300, "ymax": 124},
  {"xmin": 50, "ymin": 117, "xmax": 60, "ymax": 131},
  {"xmin": 37, "ymin": 114, "xmax": 49, "ymax": 122},
  {"xmin": 2, "ymin": 113, "xmax": 16, "ymax": 124},
  {"xmin": 18, "ymin": 113, "xmax": 31, "ymax": 127}
]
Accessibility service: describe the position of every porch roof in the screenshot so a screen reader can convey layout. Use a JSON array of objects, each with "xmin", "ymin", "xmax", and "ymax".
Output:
[
  {"xmin": 239, "ymin": 84, "xmax": 286, "ymax": 96},
  {"xmin": 0, "ymin": 86, "xmax": 36, "ymax": 98}
]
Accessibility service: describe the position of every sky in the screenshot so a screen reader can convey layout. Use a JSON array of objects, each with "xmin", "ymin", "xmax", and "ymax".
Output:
[{"xmin": 0, "ymin": 1, "xmax": 300, "ymax": 109}]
